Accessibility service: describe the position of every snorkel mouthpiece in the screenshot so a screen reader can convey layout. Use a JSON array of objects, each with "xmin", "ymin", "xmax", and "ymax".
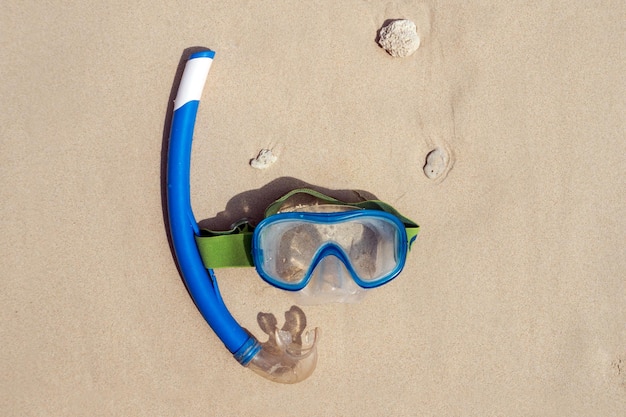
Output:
[
  {"xmin": 167, "ymin": 50, "xmax": 318, "ymax": 383},
  {"xmin": 248, "ymin": 306, "xmax": 319, "ymax": 383},
  {"xmin": 233, "ymin": 306, "xmax": 319, "ymax": 384}
]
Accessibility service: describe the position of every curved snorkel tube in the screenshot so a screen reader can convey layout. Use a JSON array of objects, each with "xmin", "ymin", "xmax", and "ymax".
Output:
[{"xmin": 166, "ymin": 50, "xmax": 318, "ymax": 383}]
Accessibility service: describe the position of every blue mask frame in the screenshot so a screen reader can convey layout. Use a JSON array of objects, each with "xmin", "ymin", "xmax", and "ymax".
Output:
[{"xmin": 252, "ymin": 210, "xmax": 409, "ymax": 291}]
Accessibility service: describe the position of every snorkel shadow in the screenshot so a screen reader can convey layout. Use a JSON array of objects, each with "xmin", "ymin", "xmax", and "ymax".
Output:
[{"xmin": 197, "ymin": 177, "xmax": 378, "ymax": 231}]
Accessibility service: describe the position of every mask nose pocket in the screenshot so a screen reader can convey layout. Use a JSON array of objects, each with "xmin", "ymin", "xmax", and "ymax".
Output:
[
  {"xmin": 294, "ymin": 254, "xmax": 366, "ymax": 305},
  {"xmin": 313, "ymin": 255, "xmax": 347, "ymax": 291}
]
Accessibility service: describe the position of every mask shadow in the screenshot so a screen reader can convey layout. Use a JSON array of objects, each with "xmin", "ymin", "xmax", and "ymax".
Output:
[{"xmin": 196, "ymin": 177, "xmax": 378, "ymax": 231}]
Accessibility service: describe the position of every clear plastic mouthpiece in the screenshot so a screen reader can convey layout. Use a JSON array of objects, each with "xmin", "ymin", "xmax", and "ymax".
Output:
[{"xmin": 247, "ymin": 306, "xmax": 319, "ymax": 384}]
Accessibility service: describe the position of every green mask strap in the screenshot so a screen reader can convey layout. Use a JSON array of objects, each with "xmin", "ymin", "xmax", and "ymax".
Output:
[
  {"xmin": 195, "ymin": 188, "xmax": 419, "ymax": 269},
  {"xmin": 194, "ymin": 221, "xmax": 255, "ymax": 268}
]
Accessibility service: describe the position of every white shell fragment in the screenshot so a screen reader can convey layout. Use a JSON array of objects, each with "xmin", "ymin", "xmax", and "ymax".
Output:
[
  {"xmin": 378, "ymin": 19, "xmax": 421, "ymax": 58},
  {"xmin": 250, "ymin": 149, "xmax": 277, "ymax": 169},
  {"xmin": 423, "ymin": 147, "xmax": 449, "ymax": 180}
]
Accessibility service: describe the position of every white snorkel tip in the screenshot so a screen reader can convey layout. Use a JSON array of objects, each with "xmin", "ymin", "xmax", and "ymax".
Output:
[{"xmin": 174, "ymin": 50, "xmax": 215, "ymax": 110}]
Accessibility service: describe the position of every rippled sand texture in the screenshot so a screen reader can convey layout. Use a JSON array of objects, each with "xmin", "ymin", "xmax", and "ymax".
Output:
[{"xmin": 1, "ymin": 1, "xmax": 625, "ymax": 416}]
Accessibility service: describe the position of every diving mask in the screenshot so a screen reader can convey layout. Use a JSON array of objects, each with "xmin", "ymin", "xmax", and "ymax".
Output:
[{"xmin": 196, "ymin": 188, "xmax": 419, "ymax": 304}]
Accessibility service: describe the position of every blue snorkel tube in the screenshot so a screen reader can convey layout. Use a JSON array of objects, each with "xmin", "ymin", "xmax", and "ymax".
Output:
[{"xmin": 166, "ymin": 50, "xmax": 318, "ymax": 383}]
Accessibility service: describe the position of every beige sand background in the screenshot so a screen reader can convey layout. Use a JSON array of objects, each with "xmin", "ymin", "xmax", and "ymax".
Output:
[{"xmin": 2, "ymin": 1, "xmax": 625, "ymax": 416}]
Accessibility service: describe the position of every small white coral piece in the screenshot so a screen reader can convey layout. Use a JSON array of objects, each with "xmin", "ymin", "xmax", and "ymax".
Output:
[
  {"xmin": 423, "ymin": 147, "xmax": 449, "ymax": 180},
  {"xmin": 250, "ymin": 149, "xmax": 277, "ymax": 169},
  {"xmin": 378, "ymin": 19, "xmax": 421, "ymax": 58}
]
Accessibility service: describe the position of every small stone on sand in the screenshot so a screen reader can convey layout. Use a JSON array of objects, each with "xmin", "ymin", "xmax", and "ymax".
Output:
[
  {"xmin": 378, "ymin": 19, "xmax": 421, "ymax": 58},
  {"xmin": 423, "ymin": 147, "xmax": 448, "ymax": 179},
  {"xmin": 250, "ymin": 149, "xmax": 277, "ymax": 169}
]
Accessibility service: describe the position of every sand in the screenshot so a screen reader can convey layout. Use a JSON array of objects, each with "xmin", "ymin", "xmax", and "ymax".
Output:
[{"xmin": 1, "ymin": 1, "xmax": 625, "ymax": 415}]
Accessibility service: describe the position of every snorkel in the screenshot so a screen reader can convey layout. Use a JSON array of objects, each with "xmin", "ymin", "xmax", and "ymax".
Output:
[{"xmin": 166, "ymin": 50, "xmax": 318, "ymax": 383}]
